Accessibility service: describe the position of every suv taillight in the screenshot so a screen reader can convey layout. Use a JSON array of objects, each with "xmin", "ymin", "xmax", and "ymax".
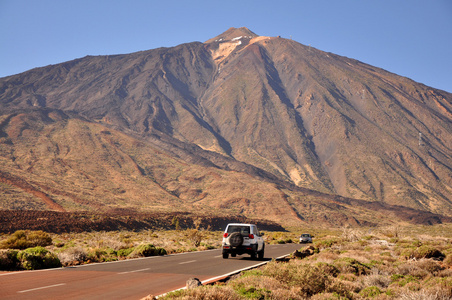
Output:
[
  {"xmin": 223, "ymin": 233, "xmax": 228, "ymax": 238},
  {"xmin": 248, "ymin": 234, "xmax": 254, "ymax": 239}
]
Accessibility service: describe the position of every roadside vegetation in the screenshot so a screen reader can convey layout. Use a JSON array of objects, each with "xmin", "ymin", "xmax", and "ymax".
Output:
[
  {"xmin": 159, "ymin": 224, "xmax": 452, "ymax": 300},
  {"xmin": 1, "ymin": 224, "xmax": 451, "ymax": 299},
  {"xmin": 0, "ymin": 227, "xmax": 219, "ymax": 269}
]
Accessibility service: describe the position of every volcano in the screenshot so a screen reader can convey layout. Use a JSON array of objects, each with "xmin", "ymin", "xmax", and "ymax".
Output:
[{"xmin": 0, "ymin": 27, "xmax": 451, "ymax": 227}]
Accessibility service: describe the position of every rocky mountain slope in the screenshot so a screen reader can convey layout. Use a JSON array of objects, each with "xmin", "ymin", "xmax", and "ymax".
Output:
[{"xmin": 0, "ymin": 27, "xmax": 451, "ymax": 226}]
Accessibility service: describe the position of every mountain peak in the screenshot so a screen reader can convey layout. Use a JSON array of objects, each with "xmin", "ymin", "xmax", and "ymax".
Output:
[{"xmin": 205, "ymin": 27, "xmax": 259, "ymax": 43}]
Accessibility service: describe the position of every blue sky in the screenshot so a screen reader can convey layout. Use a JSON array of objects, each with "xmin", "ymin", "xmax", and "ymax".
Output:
[{"xmin": 1, "ymin": 0, "xmax": 451, "ymax": 92}]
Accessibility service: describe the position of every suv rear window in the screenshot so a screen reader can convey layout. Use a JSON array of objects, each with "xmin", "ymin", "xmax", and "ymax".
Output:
[{"xmin": 227, "ymin": 225, "xmax": 251, "ymax": 236}]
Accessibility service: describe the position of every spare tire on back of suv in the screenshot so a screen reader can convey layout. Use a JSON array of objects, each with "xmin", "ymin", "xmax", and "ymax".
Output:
[{"xmin": 229, "ymin": 232, "xmax": 243, "ymax": 247}]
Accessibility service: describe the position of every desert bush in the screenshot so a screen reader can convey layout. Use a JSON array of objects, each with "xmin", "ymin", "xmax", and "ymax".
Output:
[
  {"xmin": 0, "ymin": 249, "xmax": 19, "ymax": 270},
  {"xmin": 411, "ymin": 245, "xmax": 445, "ymax": 260},
  {"xmin": 187, "ymin": 229, "xmax": 203, "ymax": 247},
  {"xmin": 131, "ymin": 244, "xmax": 156, "ymax": 257},
  {"xmin": 391, "ymin": 274, "xmax": 420, "ymax": 287},
  {"xmin": 415, "ymin": 258, "xmax": 444, "ymax": 275},
  {"xmin": 236, "ymin": 286, "xmax": 271, "ymax": 299},
  {"xmin": 314, "ymin": 238, "xmax": 340, "ymax": 250},
  {"xmin": 325, "ymin": 278, "xmax": 357, "ymax": 298},
  {"xmin": 397, "ymin": 287, "xmax": 452, "ymax": 300},
  {"xmin": 171, "ymin": 216, "xmax": 181, "ymax": 231},
  {"xmin": 262, "ymin": 261, "xmax": 330, "ymax": 297},
  {"xmin": 379, "ymin": 225, "xmax": 402, "ymax": 239},
  {"xmin": 395, "ymin": 239, "xmax": 419, "ymax": 252},
  {"xmin": 359, "ymin": 286, "xmax": 382, "ymax": 297},
  {"xmin": 85, "ymin": 248, "xmax": 118, "ymax": 262},
  {"xmin": 162, "ymin": 285, "xmax": 243, "ymax": 300},
  {"xmin": 333, "ymin": 257, "xmax": 370, "ymax": 275},
  {"xmin": 57, "ymin": 246, "xmax": 87, "ymax": 265},
  {"xmin": 0, "ymin": 230, "xmax": 52, "ymax": 249},
  {"xmin": 54, "ymin": 241, "xmax": 65, "ymax": 248},
  {"xmin": 315, "ymin": 248, "xmax": 340, "ymax": 263},
  {"xmin": 117, "ymin": 247, "xmax": 135, "ymax": 257},
  {"xmin": 444, "ymin": 254, "xmax": 452, "ymax": 267},
  {"xmin": 362, "ymin": 269, "xmax": 391, "ymax": 289},
  {"xmin": 315, "ymin": 262, "xmax": 339, "ymax": 277},
  {"xmin": 232, "ymin": 273, "xmax": 293, "ymax": 294},
  {"xmin": 129, "ymin": 244, "xmax": 167, "ymax": 258},
  {"xmin": 437, "ymin": 269, "xmax": 452, "ymax": 278},
  {"xmin": 341, "ymin": 226, "xmax": 364, "ymax": 242},
  {"xmin": 232, "ymin": 272, "xmax": 310, "ymax": 299},
  {"xmin": 17, "ymin": 246, "xmax": 61, "ymax": 270},
  {"xmin": 292, "ymin": 266, "xmax": 330, "ymax": 297}
]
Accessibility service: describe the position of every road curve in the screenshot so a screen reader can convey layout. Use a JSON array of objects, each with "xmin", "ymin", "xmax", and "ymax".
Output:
[{"xmin": 0, "ymin": 243, "xmax": 303, "ymax": 299}]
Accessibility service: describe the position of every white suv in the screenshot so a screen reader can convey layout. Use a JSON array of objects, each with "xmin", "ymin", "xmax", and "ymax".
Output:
[{"xmin": 222, "ymin": 223, "xmax": 265, "ymax": 259}]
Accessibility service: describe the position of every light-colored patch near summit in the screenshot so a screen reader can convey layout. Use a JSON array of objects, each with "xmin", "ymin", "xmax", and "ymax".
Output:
[
  {"xmin": 208, "ymin": 36, "xmax": 271, "ymax": 65},
  {"xmin": 249, "ymin": 36, "xmax": 272, "ymax": 45},
  {"xmin": 210, "ymin": 40, "xmax": 242, "ymax": 64}
]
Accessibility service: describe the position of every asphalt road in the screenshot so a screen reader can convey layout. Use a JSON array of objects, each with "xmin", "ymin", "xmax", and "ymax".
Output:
[{"xmin": 0, "ymin": 243, "xmax": 303, "ymax": 299}]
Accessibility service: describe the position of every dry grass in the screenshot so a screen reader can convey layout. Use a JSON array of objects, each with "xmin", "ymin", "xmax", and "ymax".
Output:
[{"xmin": 0, "ymin": 229, "xmax": 223, "ymax": 268}]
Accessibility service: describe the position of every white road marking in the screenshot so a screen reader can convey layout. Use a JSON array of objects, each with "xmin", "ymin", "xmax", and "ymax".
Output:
[
  {"xmin": 18, "ymin": 283, "xmax": 66, "ymax": 293},
  {"xmin": 179, "ymin": 260, "xmax": 196, "ymax": 265},
  {"xmin": 117, "ymin": 268, "xmax": 150, "ymax": 274}
]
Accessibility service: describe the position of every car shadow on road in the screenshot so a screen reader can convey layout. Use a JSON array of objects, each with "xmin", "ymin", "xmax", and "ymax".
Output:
[{"xmin": 236, "ymin": 257, "xmax": 272, "ymax": 262}]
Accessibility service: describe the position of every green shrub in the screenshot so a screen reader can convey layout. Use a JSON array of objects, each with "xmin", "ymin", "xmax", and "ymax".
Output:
[
  {"xmin": 242, "ymin": 269, "xmax": 264, "ymax": 277},
  {"xmin": 0, "ymin": 230, "xmax": 52, "ymax": 250},
  {"xmin": 106, "ymin": 248, "xmax": 117, "ymax": 256},
  {"xmin": 296, "ymin": 265, "xmax": 330, "ymax": 297},
  {"xmin": 262, "ymin": 262, "xmax": 329, "ymax": 297},
  {"xmin": 315, "ymin": 238, "xmax": 339, "ymax": 249},
  {"xmin": 157, "ymin": 247, "xmax": 167, "ymax": 255},
  {"xmin": 17, "ymin": 246, "xmax": 61, "ymax": 270},
  {"xmin": 236, "ymin": 286, "xmax": 270, "ymax": 299},
  {"xmin": 134, "ymin": 244, "xmax": 157, "ymax": 256},
  {"xmin": 333, "ymin": 257, "xmax": 370, "ymax": 275},
  {"xmin": 390, "ymin": 274, "xmax": 404, "ymax": 282},
  {"xmin": 117, "ymin": 247, "xmax": 134, "ymax": 257},
  {"xmin": 87, "ymin": 248, "xmax": 106, "ymax": 262},
  {"xmin": 316, "ymin": 262, "xmax": 340, "ymax": 277},
  {"xmin": 0, "ymin": 249, "xmax": 19, "ymax": 270},
  {"xmin": 130, "ymin": 244, "xmax": 167, "ymax": 257},
  {"xmin": 85, "ymin": 248, "xmax": 118, "ymax": 262},
  {"xmin": 392, "ymin": 274, "xmax": 419, "ymax": 287},
  {"xmin": 412, "ymin": 245, "xmax": 445, "ymax": 260},
  {"xmin": 359, "ymin": 286, "xmax": 381, "ymax": 297},
  {"xmin": 326, "ymin": 280, "xmax": 355, "ymax": 299}
]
